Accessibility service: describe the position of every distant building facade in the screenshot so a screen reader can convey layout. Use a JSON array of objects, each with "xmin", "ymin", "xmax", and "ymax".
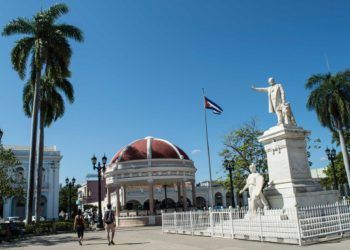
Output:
[
  {"xmin": 2, "ymin": 145, "xmax": 62, "ymax": 220},
  {"xmin": 77, "ymin": 174, "xmax": 107, "ymax": 209}
]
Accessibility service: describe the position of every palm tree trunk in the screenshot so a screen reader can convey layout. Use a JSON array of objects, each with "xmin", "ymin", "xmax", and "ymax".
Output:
[
  {"xmin": 338, "ymin": 128, "xmax": 350, "ymax": 189},
  {"xmin": 35, "ymin": 109, "xmax": 44, "ymax": 224},
  {"xmin": 25, "ymin": 64, "xmax": 41, "ymax": 224}
]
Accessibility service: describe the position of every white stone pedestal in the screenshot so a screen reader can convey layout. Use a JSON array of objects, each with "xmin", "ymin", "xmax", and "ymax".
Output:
[{"xmin": 259, "ymin": 124, "xmax": 339, "ymax": 208}]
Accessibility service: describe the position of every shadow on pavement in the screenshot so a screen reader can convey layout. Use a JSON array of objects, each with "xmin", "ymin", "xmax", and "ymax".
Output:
[
  {"xmin": 116, "ymin": 242, "xmax": 150, "ymax": 245},
  {"xmin": 117, "ymin": 226, "xmax": 160, "ymax": 232},
  {"xmin": 0, "ymin": 236, "xmax": 102, "ymax": 248}
]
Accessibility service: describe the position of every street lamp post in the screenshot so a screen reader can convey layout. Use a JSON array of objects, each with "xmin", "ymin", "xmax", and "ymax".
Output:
[
  {"xmin": 91, "ymin": 154, "xmax": 107, "ymax": 229},
  {"xmin": 223, "ymin": 158, "xmax": 235, "ymax": 208},
  {"xmin": 325, "ymin": 147, "xmax": 338, "ymax": 190},
  {"xmin": 65, "ymin": 177, "xmax": 76, "ymax": 220}
]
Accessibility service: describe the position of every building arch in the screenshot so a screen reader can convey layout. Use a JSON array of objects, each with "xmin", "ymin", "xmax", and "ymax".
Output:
[
  {"xmin": 125, "ymin": 200, "xmax": 141, "ymax": 210},
  {"xmin": 11, "ymin": 196, "xmax": 26, "ymax": 219},
  {"xmin": 38, "ymin": 195, "xmax": 47, "ymax": 217},
  {"xmin": 161, "ymin": 198, "xmax": 176, "ymax": 209},
  {"xmin": 214, "ymin": 192, "xmax": 223, "ymax": 206},
  {"xmin": 196, "ymin": 196, "xmax": 206, "ymax": 208}
]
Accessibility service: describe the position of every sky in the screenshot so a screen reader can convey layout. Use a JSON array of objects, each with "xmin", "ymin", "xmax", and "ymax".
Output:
[{"xmin": 1, "ymin": 0, "xmax": 350, "ymax": 185}]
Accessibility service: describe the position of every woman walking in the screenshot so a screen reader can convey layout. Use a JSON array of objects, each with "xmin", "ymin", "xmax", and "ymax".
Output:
[{"xmin": 74, "ymin": 209, "xmax": 85, "ymax": 246}]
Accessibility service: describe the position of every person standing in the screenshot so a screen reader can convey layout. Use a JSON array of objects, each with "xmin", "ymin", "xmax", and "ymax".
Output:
[
  {"xmin": 104, "ymin": 203, "xmax": 116, "ymax": 245},
  {"xmin": 74, "ymin": 209, "xmax": 85, "ymax": 246}
]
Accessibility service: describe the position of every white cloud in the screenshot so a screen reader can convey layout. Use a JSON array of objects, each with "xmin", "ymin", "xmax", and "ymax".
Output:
[
  {"xmin": 320, "ymin": 157, "xmax": 327, "ymax": 162},
  {"xmin": 191, "ymin": 149, "xmax": 201, "ymax": 155}
]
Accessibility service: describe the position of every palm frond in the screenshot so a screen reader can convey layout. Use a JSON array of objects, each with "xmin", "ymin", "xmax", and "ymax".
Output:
[
  {"xmin": 306, "ymin": 70, "xmax": 350, "ymax": 131},
  {"xmin": 55, "ymin": 24, "xmax": 84, "ymax": 42},
  {"xmin": 55, "ymin": 78, "xmax": 74, "ymax": 103},
  {"xmin": 22, "ymin": 82, "xmax": 34, "ymax": 117},
  {"xmin": 43, "ymin": 3, "xmax": 69, "ymax": 22},
  {"xmin": 2, "ymin": 17, "xmax": 34, "ymax": 36},
  {"xmin": 305, "ymin": 73, "xmax": 330, "ymax": 89},
  {"xmin": 11, "ymin": 37, "xmax": 35, "ymax": 79}
]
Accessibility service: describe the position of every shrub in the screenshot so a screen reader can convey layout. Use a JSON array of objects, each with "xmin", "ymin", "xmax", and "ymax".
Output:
[
  {"xmin": 24, "ymin": 224, "xmax": 35, "ymax": 234},
  {"xmin": 54, "ymin": 221, "xmax": 73, "ymax": 232}
]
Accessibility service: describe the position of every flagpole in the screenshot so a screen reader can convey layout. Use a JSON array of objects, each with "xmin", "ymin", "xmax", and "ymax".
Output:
[{"xmin": 202, "ymin": 88, "xmax": 214, "ymax": 208}]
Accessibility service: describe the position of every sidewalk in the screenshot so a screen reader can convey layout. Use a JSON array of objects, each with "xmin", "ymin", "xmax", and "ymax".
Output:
[{"xmin": 1, "ymin": 226, "xmax": 350, "ymax": 249}]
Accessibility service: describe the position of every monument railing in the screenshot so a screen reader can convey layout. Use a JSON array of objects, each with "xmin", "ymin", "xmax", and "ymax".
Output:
[
  {"xmin": 162, "ymin": 200, "xmax": 350, "ymax": 245},
  {"xmin": 298, "ymin": 199, "xmax": 350, "ymax": 242}
]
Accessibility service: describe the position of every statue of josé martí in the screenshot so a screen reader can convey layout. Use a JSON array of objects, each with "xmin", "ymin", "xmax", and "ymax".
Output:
[
  {"xmin": 239, "ymin": 163, "xmax": 269, "ymax": 214},
  {"xmin": 252, "ymin": 77, "xmax": 297, "ymax": 126}
]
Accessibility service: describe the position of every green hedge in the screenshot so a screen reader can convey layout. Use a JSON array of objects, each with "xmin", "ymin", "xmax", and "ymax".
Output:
[
  {"xmin": 54, "ymin": 221, "xmax": 73, "ymax": 232},
  {"xmin": 24, "ymin": 221, "xmax": 74, "ymax": 235}
]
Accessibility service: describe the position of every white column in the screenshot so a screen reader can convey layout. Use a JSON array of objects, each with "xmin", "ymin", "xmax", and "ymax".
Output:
[
  {"xmin": 191, "ymin": 181, "xmax": 196, "ymax": 207},
  {"xmin": 47, "ymin": 161, "xmax": 59, "ymax": 219},
  {"xmin": 177, "ymin": 182, "xmax": 181, "ymax": 204},
  {"xmin": 123, "ymin": 186, "xmax": 127, "ymax": 206},
  {"xmin": 222, "ymin": 191, "xmax": 227, "ymax": 207},
  {"xmin": 148, "ymin": 180, "xmax": 154, "ymax": 215},
  {"xmin": 115, "ymin": 185, "xmax": 121, "ymax": 216},
  {"xmin": 182, "ymin": 182, "xmax": 187, "ymax": 211},
  {"xmin": 107, "ymin": 187, "xmax": 111, "ymax": 204}
]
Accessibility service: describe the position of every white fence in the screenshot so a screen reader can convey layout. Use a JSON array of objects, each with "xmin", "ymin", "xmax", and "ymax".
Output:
[{"xmin": 162, "ymin": 200, "xmax": 350, "ymax": 245}]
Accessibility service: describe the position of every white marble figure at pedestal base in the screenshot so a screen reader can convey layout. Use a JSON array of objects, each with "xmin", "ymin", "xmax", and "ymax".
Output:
[
  {"xmin": 259, "ymin": 124, "xmax": 339, "ymax": 208},
  {"xmin": 239, "ymin": 163, "xmax": 269, "ymax": 214}
]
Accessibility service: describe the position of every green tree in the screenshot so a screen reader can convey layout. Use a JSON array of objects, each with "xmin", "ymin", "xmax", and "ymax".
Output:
[
  {"xmin": 331, "ymin": 130, "xmax": 350, "ymax": 151},
  {"xmin": 23, "ymin": 75, "xmax": 74, "ymax": 223},
  {"xmin": 59, "ymin": 184, "xmax": 80, "ymax": 217},
  {"xmin": 0, "ymin": 145, "xmax": 24, "ymax": 217},
  {"xmin": 320, "ymin": 153, "xmax": 348, "ymax": 189},
  {"xmin": 306, "ymin": 71, "xmax": 350, "ymax": 189},
  {"xmin": 2, "ymin": 3, "xmax": 83, "ymax": 224},
  {"xmin": 219, "ymin": 119, "xmax": 267, "ymax": 193}
]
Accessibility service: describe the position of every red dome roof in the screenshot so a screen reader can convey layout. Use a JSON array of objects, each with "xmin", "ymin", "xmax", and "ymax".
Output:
[{"xmin": 111, "ymin": 137, "xmax": 190, "ymax": 163}]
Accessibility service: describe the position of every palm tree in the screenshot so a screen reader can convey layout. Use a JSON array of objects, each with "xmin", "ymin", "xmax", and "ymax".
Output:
[
  {"xmin": 2, "ymin": 3, "xmax": 83, "ymax": 223},
  {"xmin": 306, "ymin": 70, "xmax": 350, "ymax": 189},
  {"xmin": 23, "ymin": 74, "xmax": 74, "ymax": 223}
]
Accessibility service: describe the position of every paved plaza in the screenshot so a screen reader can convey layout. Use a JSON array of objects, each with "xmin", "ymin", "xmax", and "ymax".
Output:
[{"xmin": 1, "ymin": 226, "xmax": 350, "ymax": 250}]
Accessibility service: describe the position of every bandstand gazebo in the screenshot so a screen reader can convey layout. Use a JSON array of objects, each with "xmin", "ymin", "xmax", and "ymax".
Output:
[{"xmin": 104, "ymin": 136, "xmax": 196, "ymax": 224}]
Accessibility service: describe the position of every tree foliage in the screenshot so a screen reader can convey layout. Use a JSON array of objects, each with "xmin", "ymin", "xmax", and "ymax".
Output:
[
  {"xmin": 306, "ymin": 70, "xmax": 350, "ymax": 188},
  {"xmin": 331, "ymin": 130, "xmax": 350, "ymax": 151},
  {"xmin": 320, "ymin": 153, "xmax": 348, "ymax": 189},
  {"xmin": 23, "ymin": 75, "xmax": 74, "ymax": 126},
  {"xmin": 0, "ymin": 146, "xmax": 24, "ymax": 198},
  {"xmin": 2, "ymin": 2, "xmax": 83, "ymax": 223},
  {"xmin": 219, "ymin": 119, "xmax": 267, "ymax": 192},
  {"xmin": 59, "ymin": 184, "xmax": 80, "ymax": 213}
]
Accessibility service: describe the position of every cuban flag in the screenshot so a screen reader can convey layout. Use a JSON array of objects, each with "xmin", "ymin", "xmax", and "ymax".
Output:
[{"xmin": 204, "ymin": 96, "xmax": 223, "ymax": 115}]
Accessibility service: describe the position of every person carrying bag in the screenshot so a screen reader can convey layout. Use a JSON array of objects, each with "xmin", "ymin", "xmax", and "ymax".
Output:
[{"xmin": 104, "ymin": 203, "xmax": 116, "ymax": 245}]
